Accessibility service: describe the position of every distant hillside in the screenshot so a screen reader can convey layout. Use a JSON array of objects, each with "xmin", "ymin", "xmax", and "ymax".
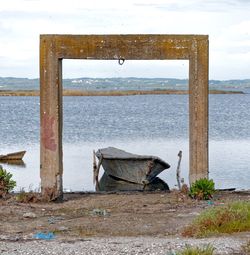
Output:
[{"xmin": 0, "ymin": 77, "xmax": 250, "ymax": 92}]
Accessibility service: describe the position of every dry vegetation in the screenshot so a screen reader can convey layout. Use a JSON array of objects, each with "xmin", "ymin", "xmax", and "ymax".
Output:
[
  {"xmin": 176, "ymin": 244, "xmax": 215, "ymax": 255},
  {"xmin": 0, "ymin": 89, "xmax": 244, "ymax": 96},
  {"xmin": 182, "ymin": 201, "xmax": 250, "ymax": 237}
]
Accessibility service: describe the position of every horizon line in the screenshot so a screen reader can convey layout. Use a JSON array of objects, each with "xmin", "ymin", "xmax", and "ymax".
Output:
[{"xmin": 1, "ymin": 76, "xmax": 250, "ymax": 81}]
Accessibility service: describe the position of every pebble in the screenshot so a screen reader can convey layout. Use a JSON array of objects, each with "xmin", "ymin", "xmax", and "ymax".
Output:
[
  {"xmin": 91, "ymin": 208, "xmax": 109, "ymax": 216},
  {"xmin": 48, "ymin": 216, "xmax": 65, "ymax": 224},
  {"xmin": 189, "ymin": 212, "xmax": 200, "ymax": 216},
  {"xmin": 58, "ymin": 226, "xmax": 69, "ymax": 231},
  {"xmin": 23, "ymin": 212, "xmax": 37, "ymax": 218}
]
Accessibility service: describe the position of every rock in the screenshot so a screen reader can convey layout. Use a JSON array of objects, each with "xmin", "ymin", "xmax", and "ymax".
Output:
[
  {"xmin": 48, "ymin": 216, "xmax": 65, "ymax": 224},
  {"xmin": 23, "ymin": 212, "xmax": 37, "ymax": 218},
  {"xmin": 91, "ymin": 209, "xmax": 109, "ymax": 216},
  {"xmin": 189, "ymin": 212, "xmax": 200, "ymax": 216},
  {"xmin": 58, "ymin": 226, "xmax": 69, "ymax": 231}
]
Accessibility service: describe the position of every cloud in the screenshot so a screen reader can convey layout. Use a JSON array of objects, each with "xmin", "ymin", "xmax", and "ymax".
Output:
[
  {"xmin": 0, "ymin": 0, "xmax": 249, "ymax": 79},
  {"xmin": 134, "ymin": 0, "xmax": 250, "ymax": 12},
  {"xmin": 63, "ymin": 59, "xmax": 189, "ymax": 79}
]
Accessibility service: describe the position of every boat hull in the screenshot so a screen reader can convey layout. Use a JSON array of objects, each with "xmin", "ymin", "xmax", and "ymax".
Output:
[
  {"xmin": 0, "ymin": 151, "xmax": 26, "ymax": 161},
  {"xmin": 96, "ymin": 147, "xmax": 170, "ymax": 185}
]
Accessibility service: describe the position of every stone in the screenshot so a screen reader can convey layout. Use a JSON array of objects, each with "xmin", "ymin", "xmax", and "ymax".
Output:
[{"xmin": 23, "ymin": 212, "xmax": 37, "ymax": 218}]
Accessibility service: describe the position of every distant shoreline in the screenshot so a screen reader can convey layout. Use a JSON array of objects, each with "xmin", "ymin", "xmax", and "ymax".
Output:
[{"xmin": 0, "ymin": 89, "xmax": 244, "ymax": 96}]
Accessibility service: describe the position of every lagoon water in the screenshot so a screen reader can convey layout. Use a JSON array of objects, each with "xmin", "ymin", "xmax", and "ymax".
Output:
[{"xmin": 0, "ymin": 93, "xmax": 250, "ymax": 191}]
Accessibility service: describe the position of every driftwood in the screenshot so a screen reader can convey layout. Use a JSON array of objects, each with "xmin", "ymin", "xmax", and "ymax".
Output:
[
  {"xmin": 93, "ymin": 150, "xmax": 103, "ymax": 190},
  {"xmin": 93, "ymin": 150, "xmax": 97, "ymax": 184},
  {"xmin": 176, "ymin": 150, "xmax": 182, "ymax": 190}
]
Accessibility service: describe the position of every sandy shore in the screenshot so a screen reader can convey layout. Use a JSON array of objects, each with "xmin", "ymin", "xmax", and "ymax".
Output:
[{"xmin": 0, "ymin": 89, "xmax": 244, "ymax": 96}]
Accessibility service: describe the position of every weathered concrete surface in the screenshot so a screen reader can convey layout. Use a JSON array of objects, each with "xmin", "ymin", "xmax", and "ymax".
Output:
[
  {"xmin": 189, "ymin": 37, "xmax": 209, "ymax": 184},
  {"xmin": 40, "ymin": 34, "xmax": 209, "ymax": 200}
]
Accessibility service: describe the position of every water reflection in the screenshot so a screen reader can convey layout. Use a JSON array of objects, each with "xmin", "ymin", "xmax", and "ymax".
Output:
[
  {"xmin": 1, "ymin": 139, "xmax": 249, "ymax": 192},
  {"xmin": 0, "ymin": 160, "xmax": 26, "ymax": 167}
]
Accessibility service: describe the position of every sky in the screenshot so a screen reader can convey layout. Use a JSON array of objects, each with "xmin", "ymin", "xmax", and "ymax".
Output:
[{"xmin": 0, "ymin": 0, "xmax": 250, "ymax": 79}]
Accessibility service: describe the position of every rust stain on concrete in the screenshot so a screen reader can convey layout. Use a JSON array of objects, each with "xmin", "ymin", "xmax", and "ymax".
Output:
[{"xmin": 42, "ymin": 113, "xmax": 57, "ymax": 152}]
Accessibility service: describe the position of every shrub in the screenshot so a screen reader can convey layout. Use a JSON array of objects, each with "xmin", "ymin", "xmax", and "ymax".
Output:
[
  {"xmin": 0, "ymin": 165, "xmax": 16, "ymax": 198},
  {"xmin": 182, "ymin": 201, "xmax": 250, "ymax": 237},
  {"xmin": 189, "ymin": 178, "xmax": 215, "ymax": 200},
  {"xmin": 176, "ymin": 244, "xmax": 215, "ymax": 255}
]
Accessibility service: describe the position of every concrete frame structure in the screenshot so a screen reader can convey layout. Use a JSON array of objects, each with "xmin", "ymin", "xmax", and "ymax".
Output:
[{"xmin": 40, "ymin": 34, "xmax": 209, "ymax": 200}]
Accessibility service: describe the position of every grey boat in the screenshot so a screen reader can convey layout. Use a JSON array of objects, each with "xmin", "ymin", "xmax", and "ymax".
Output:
[{"xmin": 95, "ymin": 147, "xmax": 170, "ymax": 185}]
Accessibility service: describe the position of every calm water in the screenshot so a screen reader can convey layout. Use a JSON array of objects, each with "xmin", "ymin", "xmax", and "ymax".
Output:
[{"xmin": 0, "ymin": 94, "xmax": 250, "ymax": 191}]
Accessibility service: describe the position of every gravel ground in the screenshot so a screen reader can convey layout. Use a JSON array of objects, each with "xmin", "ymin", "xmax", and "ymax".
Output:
[{"xmin": 0, "ymin": 235, "xmax": 249, "ymax": 255}]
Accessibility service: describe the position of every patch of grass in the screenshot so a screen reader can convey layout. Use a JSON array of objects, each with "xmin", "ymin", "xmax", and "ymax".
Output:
[
  {"xmin": 189, "ymin": 178, "xmax": 215, "ymax": 200},
  {"xmin": 176, "ymin": 244, "xmax": 215, "ymax": 255},
  {"xmin": 182, "ymin": 201, "xmax": 250, "ymax": 237}
]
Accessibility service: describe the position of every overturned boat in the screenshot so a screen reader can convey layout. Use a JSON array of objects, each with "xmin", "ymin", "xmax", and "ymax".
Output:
[{"xmin": 95, "ymin": 147, "xmax": 170, "ymax": 187}]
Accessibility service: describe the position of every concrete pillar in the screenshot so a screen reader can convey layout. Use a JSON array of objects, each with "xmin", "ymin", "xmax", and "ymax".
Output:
[
  {"xmin": 40, "ymin": 37, "xmax": 63, "ymax": 200},
  {"xmin": 189, "ymin": 38, "xmax": 209, "ymax": 184}
]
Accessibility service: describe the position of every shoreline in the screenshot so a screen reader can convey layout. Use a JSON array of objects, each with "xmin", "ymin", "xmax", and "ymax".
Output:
[{"xmin": 0, "ymin": 89, "xmax": 244, "ymax": 96}]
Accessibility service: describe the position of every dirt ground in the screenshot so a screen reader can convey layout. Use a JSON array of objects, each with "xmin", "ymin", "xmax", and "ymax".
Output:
[
  {"xmin": 0, "ymin": 190, "xmax": 249, "ymax": 239},
  {"xmin": 0, "ymin": 191, "xmax": 250, "ymax": 241}
]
